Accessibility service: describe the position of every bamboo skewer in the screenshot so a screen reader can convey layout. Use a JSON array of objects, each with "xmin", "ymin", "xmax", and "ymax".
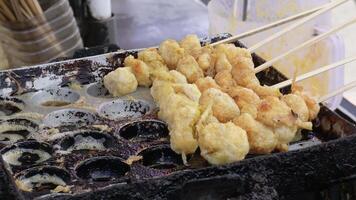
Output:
[
  {"xmin": 254, "ymin": 17, "xmax": 356, "ymax": 73},
  {"xmin": 318, "ymin": 80, "xmax": 356, "ymax": 103},
  {"xmin": 211, "ymin": 3, "xmax": 328, "ymax": 47},
  {"xmin": 247, "ymin": 0, "xmax": 348, "ymax": 53},
  {"xmin": 272, "ymin": 56, "xmax": 356, "ymax": 89}
]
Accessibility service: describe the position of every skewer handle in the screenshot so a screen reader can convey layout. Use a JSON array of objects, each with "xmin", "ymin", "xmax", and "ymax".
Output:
[
  {"xmin": 247, "ymin": 0, "xmax": 348, "ymax": 53},
  {"xmin": 211, "ymin": 3, "xmax": 327, "ymax": 47},
  {"xmin": 255, "ymin": 17, "xmax": 356, "ymax": 73},
  {"xmin": 318, "ymin": 80, "xmax": 356, "ymax": 103},
  {"xmin": 273, "ymin": 56, "xmax": 356, "ymax": 89}
]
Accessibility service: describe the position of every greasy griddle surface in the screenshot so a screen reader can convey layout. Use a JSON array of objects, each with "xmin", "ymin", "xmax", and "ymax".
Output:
[{"xmin": 0, "ymin": 34, "xmax": 355, "ymax": 200}]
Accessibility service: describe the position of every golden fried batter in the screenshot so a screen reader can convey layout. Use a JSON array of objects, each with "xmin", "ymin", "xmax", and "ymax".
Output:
[
  {"xmin": 159, "ymin": 39, "xmax": 185, "ymax": 70},
  {"xmin": 176, "ymin": 55, "xmax": 204, "ymax": 83},
  {"xmin": 158, "ymin": 93, "xmax": 200, "ymax": 160},
  {"xmin": 215, "ymin": 44, "xmax": 251, "ymax": 64},
  {"xmin": 303, "ymin": 94, "xmax": 320, "ymax": 120},
  {"xmin": 150, "ymin": 80, "xmax": 174, "ymax": 106},
  {"xmin": 247, "ymin": 83, "xmax": 282, "ymax": 97},
  {"xmin": 169, "ymin": 70, "xmax": 188, "ymax": 84},
  {"xmin": 138, "ymin": 48, "xmax": 168, "ymax": 71},
  {"xmin": 228, "ymin": 87, "xmax": 261, "ymax": 118},
  {"xmin": 180, "ymin": 34, "xmax": 202, "ymax": 59},
  {"xmin": 197, "ymin": 46, "xmax": 216, "ymax": 77},
  {"xmin": 172, "ymin": 83, "xmax": 201, "ymax": 102},
  {"xmin": 215, "ymin": 70, "xmax": 236, "ymax": 92},
  {"xmin": 198, "ymin": 121, "xmax": 249, "ymax": 165},
  {"xmin": 231, "ymin": 57, "xmax": 259, "ymax": 87},
  {"xmin": 103, "ymin": 67, "xmax": 138, "ymax": 97},
  {"xmin": 199, "ymin": 88, "xmax": 240, "ymax": 123},
  {"xmin": 195, "ymin": 77, "xmax": 221, "ymax": 93},
  {"xmin": 215, "ymin": 53, "xmax": 232, "ymax": 73},
  {"xmin": 256, "ymin": 96, "xmax": 312, "ymax": 152},
  {"xmin": 234, "ymin": 113, "xmax": 277, "ymax": 154},
  {"xmin": 282, "ymin": 94, "xmax": 309, "ymax": 122},
  {"xmin": 257, "ymin": 96, "xmax": 297, "ymax": 128},
  {"xmin": 124, "ymin": 56, "xmax": 151, "ymax": 87}
]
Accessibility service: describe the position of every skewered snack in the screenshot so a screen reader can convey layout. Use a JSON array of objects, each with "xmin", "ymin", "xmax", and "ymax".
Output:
[
  {"xmin": 124, "ymin": 56, "xmax": 152, "ymax": 87},
  {"xmin": 195, "ymin": 77, "xmax": 221, "ymax": 93},
  {"xmin": 199, "ymin": 88, "xmax": 240, "ymax": 123},
  {"xmin": 196, "ymin": 104, "xmax": 249, "ymax": 165},
  {"xmin": 176, "ymin": 55, "xmax": 204, "ymax": 83},
  {"xmin": 159, "ymin": 40, "xmax": 185, "ymax": 70},
  {"xmin": 233, "ymin": 113, "xmax": 277, "ymax": 154},
  {"xmin": 103, "ymin": 67, "xmax": 138, "ymax": 97},
  {"xmin": 180, "ymin": 34, "xmax": 202, "ymax": 59},
  {"xmin": 151, "ymin": 80, "xmax": 200, "ymax": 163},
  {"xmin": 103, "ymin": 34, "xmax": 320, "ymax": 165}
]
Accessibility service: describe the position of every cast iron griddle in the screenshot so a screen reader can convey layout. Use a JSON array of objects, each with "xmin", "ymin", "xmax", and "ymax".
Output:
[{"xmin": 0, "ymin": 34, "xmax": 355, "ymax": 200}]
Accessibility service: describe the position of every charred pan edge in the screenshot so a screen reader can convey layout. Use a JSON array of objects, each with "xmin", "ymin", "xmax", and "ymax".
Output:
[
  {"xmin": 0, "ymin": 157, "xmax": 23, "ymax": 200},
  {"xmin": 48, "ymin": 134, "xmax": 356, "ymax": 200},
  {"xmin": 0, "ymin": 34, "xmax": 355, "ymax": 200}
]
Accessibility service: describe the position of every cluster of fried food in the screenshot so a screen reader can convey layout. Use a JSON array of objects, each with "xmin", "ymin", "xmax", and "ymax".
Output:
[{"xmin": 103, "ymin": 34, "xmax": 320, "ymax": 165}]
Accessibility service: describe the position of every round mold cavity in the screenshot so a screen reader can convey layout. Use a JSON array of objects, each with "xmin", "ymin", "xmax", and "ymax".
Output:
[
  {"xmin": 75, "ymin": 156, "xmax": 130, "ymax": 182},
  {"xmin": 98, "ymin": 99, "xmax": 151, "ymax": 120},
  {"xmin": 1, "ymin": 141, "xmax": 53, "ymax": 166},
  {"xmin": 0, "ymin": 97, "xmax": 25, "ymax": 116},
  {"xmin": 86, "ymin": 82, "xmax": 111, "ymax": 98},
  {"xmin": 56, "ymin": 131, "xmax": 116, "ymax": 153},
  {"xmin": 31, "ymin": 88, "xmax": 80, "ymax": 107},
  {"xmin": 0, "ymin": 123, "xmax": 34, "ymax": 144},
  {"xmin": 138, "ymin": 145, "xmax": 183, "ymax": 169},
  {"xmin": 15, "ymin": 166, "xmax": 71, "ymax": 192},
  {"xmin": 4, "ymin": 118, "xmax": 39, "ymax": 131},
  {"xmin": 119, "ymin": 120, "xmax": 169, "ymax": 140},
  {"xmin": 43, "ymin": 109, "xmax": 97, "ymax": 128}
]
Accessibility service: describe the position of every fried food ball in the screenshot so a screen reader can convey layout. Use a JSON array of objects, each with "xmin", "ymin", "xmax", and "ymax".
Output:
[
  {"xmin": 274, "ymin": 125, "xmax": 298, "ymax": 152},
  {"xmin": 172, "ymin": 83, "xmax": 201, "ymax": 102},
  {"xmin": 150, "ymin": 80, "xmax": 174, "ymax": 106},
  {"xmin": 158, "ymin": 94, "xmax": 200, "ymax": 160},
  {"xmin": 230, "ymin": 54, "xmax": 281, "ymax": 97},
  {"xmin": 215, "ymin": 53, "xmax": 232, "ymax": 73},
  {"xmin": 257, "ymin": 96, "xmax": 298, "ymax": 128},
  {"xmin": 303, "ymin": 94, "xmax": 320, "ymax": 120},
  {"xmin": 199, "ymin": 88, "xmax": 240, "ymax": 123},
  {"xmin": 256, "ymin": 96, "xmax": 312, "ymax": 151},
  {"xmin": 176, "ymin": 55, "xmax": 204, "ymax": 83},
  {"xmin": 215, "ymin": 44, "xmax": 252, "ymax": 64},
  {"xmin": 103, "ymin": 67, "xmax": 138, "ymax": 97},
  {"xmin": 198, "ymin": 122, "xmax": 249, "ymax": 165},
  {"xmin": 138, "ymin": 48, "xmax": 168, "ymax": 71},
  {"xmin": 197, "ymin": 46, "xmax": 216, "ymax": 77},
  {"xmin": 247, "ymin": 83, "xmax": 282, "ymax": 97},
  {"xmin": 159, "ymin": 39, "xmax": 185, "ymax": 70},
  {"xmin": 124, "ymin": 56, "xmax": 151, "ymax": 87},
  {"xmin": 169, "ymin": 70, "xmax": 188, "ymax": 84},
  {"xmin": 231, "ymin": 57, "xmax": 259, "ymax": 87},
  {"xmin": 228, "ymin": 87, "xmax": 261, "ymax": 118},
  {"xmin": 180, "ymin": 34, "xmax": 202, "ymax": 59},
  {"xmin": 282, "ymin": 94, "xmax": 309, "ymax": 122},
  {"xmin": 195, "ymin": 77, "xmax": 221, "ymax": 93},
  {"xmin": 292, "ymin": 86, "xmax": 320, "ymax": 120},
  {"xmin": 215, "ymin": 70, "xmax": 236, "ymax": 92},
  {"xmin": 234, "ymin": 113, "xmax": 277, "ymax": 154},
  {"xmin": 150, "ymin": 69, "xmax": 175, "ymax": 82}
]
